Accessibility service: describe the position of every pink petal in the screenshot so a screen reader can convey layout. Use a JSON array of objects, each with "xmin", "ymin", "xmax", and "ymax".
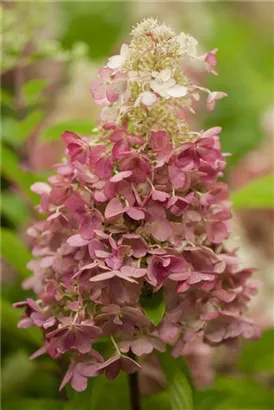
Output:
[
  {"xmin": 149, "ymin": 219, "xmax": 172, "ymax": 242},
  {"xmin": 213, "ymin": 289, "xmax": 236, "ymax": 303},
  {"xmin": 150, "ymin": 130, "xmax": 170, "ymax": 152},
  {"xmin": 127, "ymin": 133, "xmax": 144, "ymax": 145},
  {"xmin": 71, "ymin": 371, "xmax": 88, "ymax": 392},
  {"xmin": 110, "ymin": 171, "xmax": 132, "ymax": 182},
  {"xmin": 99, "ymin": 67, "xmax": 113, "ymax": 81},
  {"xmin": 120, "ymin": 266, "xmax": 147, "ymax": 278},
  {"xmin": 89, "ymin": 271, "xmax": 115, "ymax": 282},
  {"xmin": 202, "ymin": 126, "xmax": 222, "ymax": 138},
  {"xmin": 112, "ymin": 139, "xmax": 131, "ymax": 159},
  {"xmin": 94, "ymin": 250, "xmax": 112, "ymax": 258},
  {"xmin": 187, "ymin": 272, "xmax": 215, "ymax": 284},
  {"xmin": 126, "ymin": 207, "xmax": 145, "ymax": 220},
  {"xmin": 59, "ymin": 364, "xmax": 73, "ymax": 391},
  {"xmin": 206, "ymin": 92, "xmax": 227, "ymax": 112},
  {"xmin": 168, "ymin": 165, "xmax": 186, "ymax": 189},
  {"xmin": 132, "ymin": 338, "xmax": 153, "ymax": 356},
  {"xmin": 169, "ymin": 272, "xmax": 191, "ymax": 281},
  {"xmin": 29, "ymin": 346, "xmax": 47, "ymax": 360},
  {"xmin": 106, "ymin": 87, "xmax": 119, "ymax": 103},
  {"xmin": 67, "ymin": 234, "xmax": 89, "ymax": 247},
  {"xmin": 79, "ymin": 212, "xmax": 103, "ymax": 240},
  {"xmin": 105, "ymin": 198, "xmax": 126, "ymax": 219},
  {"xmin": 120, "ymin": 355, "xmax": 141, "ymax": 374},
  {"xmin": 30, "ymin": 182, "xmax": 51, "ymax": 195},
  {"xmin": 152, "ymin": 190, "xmax": 170, "ymax": 202},
  {"xmin": 114, "ymin": 270, "xmax": 137, "ymax": 283},
  {"xmin": 109, "ymin": 129, "xmax": 127, "ymax": 143},
  {"xmin": 95, "ymin": 157, "xmax": 113, "ymax": 179}
]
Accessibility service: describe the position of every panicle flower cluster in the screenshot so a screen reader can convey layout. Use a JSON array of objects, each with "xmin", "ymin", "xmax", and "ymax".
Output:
[{"xmin": 15, "ymin": 19, "xmax": 260, "ymax": 392}]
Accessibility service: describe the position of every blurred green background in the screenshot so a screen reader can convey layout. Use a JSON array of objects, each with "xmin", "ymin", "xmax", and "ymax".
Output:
[{"xmin": 1, "ymin": 2, "xmax": 273, "ymax": 409}]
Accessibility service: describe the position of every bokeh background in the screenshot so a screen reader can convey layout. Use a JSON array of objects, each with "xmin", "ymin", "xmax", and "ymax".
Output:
[{"xmin": 1, "ymin": 2, "xmax": 273, "ymax": 409}]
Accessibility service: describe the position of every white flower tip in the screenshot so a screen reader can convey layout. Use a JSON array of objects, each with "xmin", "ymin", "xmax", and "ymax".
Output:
[{"xmin": 167, "ymin": 85, "xmax": 188, "ymax": 98}]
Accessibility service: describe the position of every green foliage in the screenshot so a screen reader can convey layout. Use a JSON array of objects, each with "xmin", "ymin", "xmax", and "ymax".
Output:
[
  {"xmin": 40, "ymin": 119, "xmax": 95, "ymax": 141},
  {"xmin": 196, "ymin": 377, "xmax": 274, "ymax": 410},
  {"xmin": 1, "ymin": 144, "xmax": 40, "ymax": 205},
  {"xmin": 92, "ymin": 373, "xmax": 130, "ymax": 410},
  {"xmin": 1, "ymin": 298, "xmax": 41, "ymax": 346},
  {"xmin": 18, "ymin": 110, "xmax": 44, "ymax": 141},
  {"xmin": 1, "ymin": 228, "xmax": 31, "ymax": 278},
  {"xmin": 195, "ymin": 389, "xmax": 227, "ymax": 410},
  {"xmin": 203, "ymin": 6, "xmax": 273, "ymax": 168},
  {"xmin": 143, "ymin": 391, "xmax": 171, "ymax": 410},
  {"xmin": 238, "ymin": 328, "xmax": 274, "ymax": 373},
  {"xmin": 1, "ymin": 117, "xmax": 21, "ymax": 147},
  {"xmin": 2, "ymin": 399, "xmax": 65, "ymax": 410},
  {"xmin": 1, "ymin": 89, "xmax": 13, "ymax": 108},
  {"xmin": 211, "ymin": 376, "xmax": 273, "ymax": 409},
  {"xmin": 22, "ymin": 79, "xmax": 48, "ymax": 105},
  {"xmin": 1, "ymin": 350, "xmax": 37, "ymax": 397},
  {"xmin": 65, "ymin": 372, "xmax": 130, "ymax": 410},
  {"xmin": 231, "ymin": 175, "xmax": 274, "ymax": 209},
  {"xmin": 65, "ymin": 383, "xmax": 94, "ymax": 410},
  {"xmin": 59, "ymin": 2, "xmax": 129, "ymax": 60},
  {"xmin": 2, "ymin": 113, "xmax": 44, "ymax": 148},
  {"xmin": 1, "ymin": 191, "xmax": 30, "ymax": 227},
  {"xmin": 159, "ymin": 351, "xmax": 194, "ymax": 410},
  {"xmin": 2, "ymin": 79, "xmax": 47, "ymax": 147},
  {"xmin": 140, "ymin": 289, "xmax": 166, "ymax": 326}
]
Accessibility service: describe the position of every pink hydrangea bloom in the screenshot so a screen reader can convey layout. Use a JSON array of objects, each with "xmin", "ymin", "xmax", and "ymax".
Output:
[{"xmin": 15, "ymin": 18, "xmax": 260, "ymax": 392}]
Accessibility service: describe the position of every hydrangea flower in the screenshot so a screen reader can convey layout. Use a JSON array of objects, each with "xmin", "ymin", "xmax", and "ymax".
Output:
[{"xmin": 15, "ymin": 18, "xmax": 260, "ymax": 392}]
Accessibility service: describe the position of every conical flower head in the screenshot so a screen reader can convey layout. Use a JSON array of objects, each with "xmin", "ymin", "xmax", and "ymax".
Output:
[{"xmin": 15, "ymin": 18, "xmax": 260, "ymax": 392}]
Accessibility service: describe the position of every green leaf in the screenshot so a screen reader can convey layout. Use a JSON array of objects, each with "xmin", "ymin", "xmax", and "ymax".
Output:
[
  {"xmin": 66, "ymin": 371, "xmax": 130, "ymax": 410},
  {"xmin": 1, "ymin": 89, "xmax": 13, "ymax": 107},
  {"xmin": 65, "ymin": 384, "xmax": 94, "ymax": 410},
  {"xmin": 90, "ymin": 372, "xmax": 130, "ymax": 410},
  {"xmin": 195, "ymin": 389, "xmax": 227, "ymax": 410},
  {"xmin": 1, "ymin": 191, "xmax": 30, "ymax": 226},
  {"xmin": 40, "ymin": 119, "xmax": 95, "ymax": 141},
  {"xmin": 1, "ymin": 117, "xmax": 21, "ymax": 147},
  {"xmin": 22, "ymin": 79, "xmax": 48, "ymax": 105},
  {"xmin": 231, "ymin": 175, "xmax": 274, "ymax": 209},
  {"xmin": 1, "ymin": 350, "xmax": 36, "ymax": 396},
  {"xmin": 159, "ymin": 350, "xmax": 194, "ymax": 410},
  {"xmin": 60, "ymin": 2, "xmax": 128, "ymax": 60},
  {"xmin": 1, "ymin": 228, "xmax": 32, "ymax": 278},
  {"xmin": 143, "ymin": 391, "xmax": 171, "ymax": 410},
  {"xmin": 1, "ymin": 299, "xmax": 41, "ymax": 346},
  {"xmin": 1, "ymin": 144, "xmax": 40, "ymax": 205},
  {"xmin": 2, "ymin": 399, "xmax": 65, "ymax": 410},
  {"xmin": 140, "ymin": 289, "xmax": 165, "ymax": 326},
  {"xmin": 17, "ymin": 110, "xmax": 44, "ymax": 141},
  {"xmin": 238, "ymin": 328, "xmax": 274, "ymax": 373},
  {"xmin": 211, "ymin": 376, "xmax": 273, "ymax": 409},
  {"xmin": 203, "ymin": 12, "xmax": 273, "ymax": 169}
]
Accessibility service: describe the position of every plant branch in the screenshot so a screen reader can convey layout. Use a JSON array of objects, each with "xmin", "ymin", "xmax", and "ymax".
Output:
[{"xmin": 128, "ymin": 352, "xmax": 141, "ymax": 410}]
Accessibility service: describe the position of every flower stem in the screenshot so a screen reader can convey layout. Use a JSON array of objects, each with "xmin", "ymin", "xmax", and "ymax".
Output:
[{"xmin": 128, "ymin": 352, "xmax": 141, "ymax": 410}]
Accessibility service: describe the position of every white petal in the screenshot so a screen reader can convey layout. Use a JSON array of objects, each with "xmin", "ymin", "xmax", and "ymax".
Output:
[
  {"xmin": 141, "ymin": 91, "xmax": 157, "ymax": 106},
  {"xmin": 166, "ymin": 79, "xmax": 176, "ymax": 88},
  {"xmin": 100, "ymin": 106, "xmax": 119, "ymax": 122},
  {"xmin": 107, "ymin": 55, "xmax": 123, "ymax": 69},
  {"xmin": 167, "ymin": 85, "xmax": 188, "ymax": 98},
  {"xmin": 134, "ymin": 94, "xmax": 142, "ymax": 107},
  {"xmin": 120, "ymin": 43, "xmax": 130, "ymax": 58},
  {"xmin": 150, "ymin": 80, "xmax": 167, "ymax": 95},
  {"xmin": 159, "ymin": 69, "xmax": 172, "ymax": 82}
]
